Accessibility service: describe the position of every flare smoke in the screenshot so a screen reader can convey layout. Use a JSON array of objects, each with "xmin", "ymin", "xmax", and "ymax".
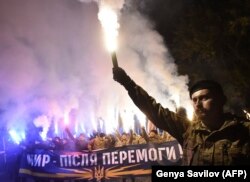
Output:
[{"xmin": 0, "ymin": 0, "xmax": 191, "ymax": 140}]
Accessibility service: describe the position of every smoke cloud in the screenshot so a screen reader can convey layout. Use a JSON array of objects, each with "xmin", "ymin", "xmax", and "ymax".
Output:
[{"xmin": 0, "ymin": 0, "xmax": 191, "ymax": 140}]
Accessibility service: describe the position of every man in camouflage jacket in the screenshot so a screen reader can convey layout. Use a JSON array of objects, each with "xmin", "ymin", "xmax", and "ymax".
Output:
[{"xmin": 113, "ymin": 67, "xmax": 250, "ymax": 165}]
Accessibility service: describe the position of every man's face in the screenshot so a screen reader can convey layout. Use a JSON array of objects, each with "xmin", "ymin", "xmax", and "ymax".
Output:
[{"xmin": 191, "ymin": 89, "xmax": 223, "ymax": 121}]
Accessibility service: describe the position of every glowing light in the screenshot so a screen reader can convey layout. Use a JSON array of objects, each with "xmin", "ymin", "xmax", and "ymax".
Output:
[
  {"xmin": 186, "ymin": 106, "xmax": 194, "ymax": 121},
  {"xmin": 20, "ymin": 131, "xmax": 26, "ymax": 140},
  {"xmin": 99, "ymin": 118, "xmax": 104, "ymax": 132},
  {"xmin": 133, "ymin": 107, "xmax": 146, "ymax": 127},
  {"xmin": 40, "ymin": 131, "xmax": 47, "ymax": 141},
  {"xmin": 98, "ymin": 6, "xmax": 119, "ymax": 52},
  {"xmin": 80, "ymin": 122, "xmax": 86, "ymax": 133},
  {"xmin": 74, "ymin": 122, "xmax": 79, "ymax": 134},
  {"xmin": 135, "ymin": 111, "xmax": 147, "ymax": 128},
  {"xmin": 243, "ymin": 110, "xmax": 250, "ymax": 120},
  {"xmin": 173, "ymin": 94, "xmax": 194, "ymax": 121},
  {"xmin": 104, "ymin": 108, "xmax": 118, "ymax": 134},
  {"xmin": 54, "ymin": 120, "xmax": 58, "ymax": 135},
  {"xmin": 91, "ymin": 112, "xmax": 97, "ymax": 132},
  {"xmin": 120, "ymin": 110, "xmax": 134, "ymax": 133},
  {"xmin": 33, "ymin": 115, "xmax": 50, "ymax": 141},
  {"xmin": 9, "ymin": 130, "xmax": 22, "ymax": 144},
  {"xmin": 64, "ymin": 111, "xmax": 69, "ymax": 125}
]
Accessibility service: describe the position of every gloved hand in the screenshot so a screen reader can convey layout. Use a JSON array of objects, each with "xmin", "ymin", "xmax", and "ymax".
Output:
[
  {"xmin": 113, "ymin": 67, "xmax": 137, "ymax": 90},
  {"xmin": 113, "ymin": 67, "xmax": 131, "ymax": 85}
]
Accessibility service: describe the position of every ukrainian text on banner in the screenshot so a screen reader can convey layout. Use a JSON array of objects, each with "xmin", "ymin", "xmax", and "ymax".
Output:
[{"xmin": 19, "ymin": 140, "xmax": 182, "ymax": 181}]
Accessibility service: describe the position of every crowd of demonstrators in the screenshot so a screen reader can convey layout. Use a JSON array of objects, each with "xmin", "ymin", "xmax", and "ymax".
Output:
[
  {"xmin": 0, "ymin": 128, "xmax": 175, "ymax": 182},
  {"xmin": 0, "ymin": 119, "xmax": 177, "ymax": 182},
  {"xmin": 0, "ymin": 125, "xmax": 177, "ymax": 161},
  {"xmin": 48, "ymin": 126, "xmax": 176, "ymax": 152},
  {"xmin": 5, "ymin": 106, "xmax": 249, "ymax": 182},
  {"xmin": 3, "ymin": 125, "xmax": 177, "ymax": 154}
]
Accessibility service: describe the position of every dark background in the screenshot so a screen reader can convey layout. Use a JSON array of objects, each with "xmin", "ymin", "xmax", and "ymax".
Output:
[{"xmin": 136, "ymin": 0, "xmax": 250, "ymax": 114}]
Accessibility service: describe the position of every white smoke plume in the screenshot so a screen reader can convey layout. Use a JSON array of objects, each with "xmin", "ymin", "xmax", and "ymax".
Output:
[{"xmin": 0, "ymin": 0, "xmax": 191, "ymax": 141}]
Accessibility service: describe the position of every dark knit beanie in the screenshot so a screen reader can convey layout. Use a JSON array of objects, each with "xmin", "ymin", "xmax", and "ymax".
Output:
[{"xmin": 189, "ymin": 80, "xmax": 224, "ymax": 98}]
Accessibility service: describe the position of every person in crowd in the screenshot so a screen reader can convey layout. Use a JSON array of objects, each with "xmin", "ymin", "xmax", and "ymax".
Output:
[
  {"xmin": 52, "ymin": 136, "xmax": 64, "ymax": 150},
  {"xmin": 65, "ymin": 127, "xmax": 89, "ymax": 151},
  {"xmin": 141, "ymin": 127, "xmax": 163, "ymax": 143},
  {"xmin": 113, "ymin": 66, "xmax": 250, "ymax": 165},
  {"xmin": 129, "ymin": 131, "xmax": 143, "ymax": 145},
  {"xmin": 161, "ymin": 131, "xmax": 175, "ymax": 142},
  {"xmin": 115, "ymin": 131, "xmax": 128, "ymax": 147},
  {"xmin": 115, "ymin": 130, "xmax": 133, "ymax": 147},
  {"xmin": 88, "ymin": 133, "xmax": 107, "ymax": 151},
  {"xmin": 75, "ymin": 133, "xmax": 89, "ymax": 151},
  {"xmin": 105, "ymin": 134, "xmax": 116, "ymax": 148}
]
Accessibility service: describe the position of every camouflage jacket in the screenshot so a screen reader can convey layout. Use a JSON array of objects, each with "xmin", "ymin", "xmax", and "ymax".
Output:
[{"xmin": 126, "ymin": 84, "xmax": 250, "ymax": 165}]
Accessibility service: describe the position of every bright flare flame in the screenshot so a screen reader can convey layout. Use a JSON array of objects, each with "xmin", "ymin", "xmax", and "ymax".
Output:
[
  {"xmin": 243, "ymin": 109, "xmax": 250, "ymax": 120},
  {"xmin": 54, "ymin": 120, "xmax": 58, "ymax": 135},
  {"xmin": 9, "ymin": 130, "xmax": 25, "ymax": 144},
  {"xmin": 186, "ymin": 106, "xmax": 194, "ymax": 121},
  {"xmin": 136, "ymin": 111, "xmax": 147, "ymax": 128},
  {"xmin": 64, "ymin": 111, "xmax": 69, "ymax": 126},
  {"xmin": 104, "ymin": 108, "xmax": 118, "ymax": 134},
  {"xmin": 98, "ymin": 6, "xmax": 119, "ymax": 52},
  {"xmin": 174, "ymin": 94, "xmax": 194, "ymax": 121}
]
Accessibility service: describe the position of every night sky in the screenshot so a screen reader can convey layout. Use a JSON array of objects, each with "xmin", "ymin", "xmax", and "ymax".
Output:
[{"xmin": 140, "ymin": 0, "xmax": 250, "ymax": 112}]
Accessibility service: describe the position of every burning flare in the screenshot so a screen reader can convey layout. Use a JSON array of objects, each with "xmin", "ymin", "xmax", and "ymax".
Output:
[
  {"xmin": 243, "ymin": 109, "xmax": 250, "ymax": 120},
  {"xmin": 98, "ymin": 5, "xmax": 120, "ymax": 52}
]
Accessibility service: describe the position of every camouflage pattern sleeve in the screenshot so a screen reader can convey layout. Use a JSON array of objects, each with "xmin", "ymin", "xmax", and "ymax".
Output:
[{"xmin": 127, "ymin": 84, "xmax": 191, "ymax": 145}]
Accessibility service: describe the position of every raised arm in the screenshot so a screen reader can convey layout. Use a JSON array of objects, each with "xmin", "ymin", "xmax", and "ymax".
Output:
[
  {"xmin": 65, "ymin": 127, "xmax": 75, "ymax": 141},
  {"xmin": 113, "ymin": 67, "xmax": 191, "ymax": 145},
  {"xmin": 140, "ymin": 126, "xmax": 149, "ymax": 143}
]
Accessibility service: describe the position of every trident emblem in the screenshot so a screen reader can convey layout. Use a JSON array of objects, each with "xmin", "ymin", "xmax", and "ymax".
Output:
[{"xmin": 94, "ymin": 165, "xmax": 104, "ymax": 182}]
